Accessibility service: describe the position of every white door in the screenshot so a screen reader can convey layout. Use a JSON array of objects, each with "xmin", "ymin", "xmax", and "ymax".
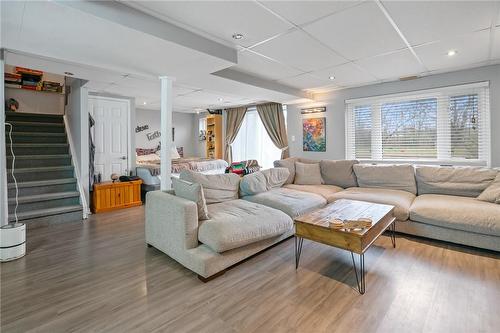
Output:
[{"xmin": 89, "ymin": 97, "xmax": 130, "ymax": 181}]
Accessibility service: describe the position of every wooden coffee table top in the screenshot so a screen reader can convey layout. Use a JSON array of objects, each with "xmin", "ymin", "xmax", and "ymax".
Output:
[{"xmin": 294, "ymin": 199, "xmax": 395, "ymax": 254}]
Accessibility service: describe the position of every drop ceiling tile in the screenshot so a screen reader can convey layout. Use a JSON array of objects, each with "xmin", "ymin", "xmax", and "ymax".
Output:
[
  {"xmin": 310, "ymin": 62, "xmax": 377, "ymax": 87},
  {"xmin": 303, "ymin": 1, "xmax": 406, "ymax": 61},
  {"xmin": 277, "ymin": 73, "xmax": 331, "ymax": 90},
  {"xmin": 355, "ymin": 49, "xmax": 423, "ymax": 80},
  {"xmin": 251, "ymin": 29, "xmax": 346, "ymax": 72},
  {"xmin": 128, "ymin": 1, "xmax": 293, "ymax": 47},
  {"xmin": 260, "ymin": 1, "xmax": 362, "ymax": 26},
  {"xmin": 383, "ymin": 0, "xmax": 496, "ymax": 46},
  {"xmin": 234, "ymin": 51, "xmax": 303, "ymax": 80},
  {"xmin": 414, "ymin": 30, "xmax": 490, "ymax": 71}
]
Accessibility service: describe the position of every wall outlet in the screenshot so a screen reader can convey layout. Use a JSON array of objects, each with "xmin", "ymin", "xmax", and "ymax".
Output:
[{"xmin": 291, "ymin": 135, "xmax": 295, "ymax": 142}]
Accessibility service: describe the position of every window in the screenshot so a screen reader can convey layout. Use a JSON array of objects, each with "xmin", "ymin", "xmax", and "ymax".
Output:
[
  {"xmin": 346, "ymin": 82, "xmax": 490, "ymax": 166},
  {"xmin": 232, "ymin": 106, "xmax": 287, "ymax": 169}
]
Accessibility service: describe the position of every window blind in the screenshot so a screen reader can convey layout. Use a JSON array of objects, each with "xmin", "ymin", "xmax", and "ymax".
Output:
[{"xmin": 345, "ymin": 82, "xmax": 490, "ymax": 166}]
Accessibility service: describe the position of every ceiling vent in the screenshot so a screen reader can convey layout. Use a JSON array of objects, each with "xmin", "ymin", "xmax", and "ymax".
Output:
[{"xmin": 399, "ymin": 75, "xmax": 419, "ymax": 81}]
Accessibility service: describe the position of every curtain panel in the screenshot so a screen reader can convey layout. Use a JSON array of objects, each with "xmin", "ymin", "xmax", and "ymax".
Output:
[
  {"xmin": 256, "ymin": 103, "xmax": 289, "ymax": 159},
  {"xmin": 224, "ymin": 106, "xmax": 247, "ymax": 163}
]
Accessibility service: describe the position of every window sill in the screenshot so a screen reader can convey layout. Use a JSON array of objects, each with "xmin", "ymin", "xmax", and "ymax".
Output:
[{"xmin": 356, "ymin": 159, "xmax": 488, "ymax": 167}]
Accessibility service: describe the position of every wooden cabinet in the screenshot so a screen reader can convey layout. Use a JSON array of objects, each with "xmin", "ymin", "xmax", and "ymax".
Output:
[
  {"xmin": 91, "ymin": 180, "xmax": 142, "ymax": 213},
  {"xmin": 206, "ymin": 114, "xmax": 223, "ymax": 159}
]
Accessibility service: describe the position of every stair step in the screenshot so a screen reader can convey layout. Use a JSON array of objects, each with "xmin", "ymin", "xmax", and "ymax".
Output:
[
  {"xmin": 8, "ymin": 205, "xmax": 83, "ymax": 227},
  {"xmin": 7, "ymin": 166, "xmax": 74, "ymax": 182},
  {"xmin": 8, "ymin": 178, "xmax": 78, "ymax": 197},
  {"xmin": 6, "ymin": 154, "xmax": 72, "ymax": 168},
  {"xmin": 8, "ymin": 191, "xmax": 80, "ymax": 213},
  {"xmin": 5, "ymin": 121, "xmax": 65, "ymax": 133},
  {"xmin": 5, "ymin": 132, "xmax": 67, "ymax": 143},
  {"xmin": 5, "ymin": 111, "xmax": 63, "ymax": 124},
  {"xmin": 6, "ymin": 143, "xmax": 69, "ymax": 155}
]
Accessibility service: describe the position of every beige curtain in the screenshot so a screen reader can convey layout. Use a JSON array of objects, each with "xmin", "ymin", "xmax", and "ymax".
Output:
[
  {"xmin": 257, "ymin": 103, "xmax": 289, "ymax": 159},
  {"xmin": 224, "ymin": 107, "xmax": 247, "ymax": 163}
]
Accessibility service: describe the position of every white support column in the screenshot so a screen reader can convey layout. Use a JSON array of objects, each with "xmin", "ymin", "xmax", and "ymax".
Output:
[
  {"xmin": 159, "ymin": 76, "xmax": 175, "ymax": 191},
  {"xmin": 1, "ymin": 49, "xmax": 8, "ymax": 225}
]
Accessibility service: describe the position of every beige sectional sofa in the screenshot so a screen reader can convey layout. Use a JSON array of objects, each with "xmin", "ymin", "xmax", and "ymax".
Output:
[{"xmin": 145, "ymin": 159, "xmax": 500, "ymax": 280}]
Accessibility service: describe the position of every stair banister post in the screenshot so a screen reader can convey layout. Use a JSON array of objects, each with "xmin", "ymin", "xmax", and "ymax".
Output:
[{"xmin": 159, "ymin": 76, "xmax": 175, "ymax": 191}]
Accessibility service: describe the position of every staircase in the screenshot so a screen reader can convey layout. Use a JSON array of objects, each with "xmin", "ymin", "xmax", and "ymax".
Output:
[{"xmin": 5, "ymin": 111, "xmax": 83, "ymax": 227}]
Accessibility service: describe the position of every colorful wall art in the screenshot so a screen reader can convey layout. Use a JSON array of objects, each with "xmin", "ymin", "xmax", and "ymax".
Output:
[{"xmin": 303, "ymin": 117, "xmax": 326, "ymax": 152}]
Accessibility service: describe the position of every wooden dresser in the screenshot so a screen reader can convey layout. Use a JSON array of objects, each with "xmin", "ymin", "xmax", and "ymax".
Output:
[{"xmin": 91, "ymin": 180, "xmax": 142, "ymax": 213}]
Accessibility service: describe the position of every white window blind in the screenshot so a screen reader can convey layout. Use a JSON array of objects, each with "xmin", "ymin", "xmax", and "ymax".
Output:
[{"xmin": 346, "ymin": 82, "xmax": 490, "ymax": 166}]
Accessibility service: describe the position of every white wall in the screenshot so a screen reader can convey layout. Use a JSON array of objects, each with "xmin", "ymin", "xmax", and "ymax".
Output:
[
  {"xmin": 135, "ymin": 108, "xmax": 197, "ymax": 157},
  {"xmin": 287, "ymin": 64, "xmax": 500, "ymax": 167},
  {"xmin": 65, "ymin": 79, "xmax": 90, "ymax": 213}
]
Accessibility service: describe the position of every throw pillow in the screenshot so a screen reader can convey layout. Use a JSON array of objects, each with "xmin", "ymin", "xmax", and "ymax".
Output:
[
  {"xmin": 273, "ymin": 157, "xmax": 298, "ymax": 184},
  {"xmin": 261, "ymin": 167, "xmax": 290, "ymax": 188},
  {"xmin": 320, "ymin": 160, "xmax": 359, "ymax": 188},
  {"xmin": 294, "ymin": 162, "xmax": 322, "ymax": 185},
  {"xmin": 477, "ymin": 173, "xmax": 500, "ymax": 204},
  {"xmin": 171, "ymin": 177, "xmax": 209, "ymax": 220},
  {"xmin": 180, "ymin": 170, "xmax": 240, "ymax": 204},
  {"xmin": 239, "ymin": 171, "xmax": 268, "ymax": 196}
]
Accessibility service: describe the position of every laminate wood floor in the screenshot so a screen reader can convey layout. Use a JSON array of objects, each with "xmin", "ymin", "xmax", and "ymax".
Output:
[{"xmin": 1, "ymin": 206, "xmax": 499, "ymax": 333}]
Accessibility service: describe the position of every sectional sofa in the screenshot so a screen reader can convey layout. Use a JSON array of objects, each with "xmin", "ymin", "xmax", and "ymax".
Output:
[{"xmin": 145, "ymin": 158, "xmax": 500, "ymax": 280}]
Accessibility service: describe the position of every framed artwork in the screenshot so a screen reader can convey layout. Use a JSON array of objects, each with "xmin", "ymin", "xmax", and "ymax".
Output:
[{"xmin": 303, "ymin": 117, "xmax": 326, "ymax": 152}]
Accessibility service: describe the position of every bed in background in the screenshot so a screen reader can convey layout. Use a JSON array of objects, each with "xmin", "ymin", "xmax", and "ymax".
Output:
[{"xmin": 135, "ymin": 146, "xmax": 228, "ymax": 199}]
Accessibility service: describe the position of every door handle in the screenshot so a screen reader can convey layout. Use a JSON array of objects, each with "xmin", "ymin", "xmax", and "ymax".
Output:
[{"xmin": 120, "ymin": 156, "xmax": 127, "ymax": 160}]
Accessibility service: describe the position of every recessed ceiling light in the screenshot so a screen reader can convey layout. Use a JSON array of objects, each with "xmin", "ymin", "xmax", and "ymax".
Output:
[
  {"xmin": 447, "ymin": 50, "xmax": 457, "ymax": 57},
  {"xmin": 64, "ymin": 71, "xmax": 74, "ymax": 76},
  {"xmin": 232, "ymin": 33, "xmax": 243, "ymax": 40},
  {"xmin": 329, "ymin": 76, "xmax": 335, "ymax": 80},
  {"xmin": 218, "ymin": 98, "xmax": 223, "ymax": 102},
  {"xmin": 143, "ymin": 101, "xmax": 147, "ymax": 105}
]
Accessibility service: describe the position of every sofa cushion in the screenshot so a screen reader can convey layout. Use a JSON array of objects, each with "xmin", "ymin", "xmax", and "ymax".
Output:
[
  {"xmin": 261, "ymin": 167, "xmax": 290, "ymax": 188},
  {"xmin": 477, "ymin": 173, "xmax": 500, "ymax": 203},
  {"xmin": 199, "ymin": 200, "xmax": 293, "ymax": 253},
  {"xmin": 180, "ymin": 170, "xmax": 240, "ymax": 204},
  {"xmin": 330, "ymin": 187, "xmax": 415, "ymax": 221},
  {"xmin": 294, "ymin": 162, "xmax": 322, "ymax": 185},
  {"xmin": 239, "ymin": 171, "xmax": 268, "ymax": 196},
  {"xmin": 242, "ymin": 187, "xmax": 326, "ymax": 218},
  {"xmin": 353, "ymin": 164, "xmax": 417, "ymax": 194},
  {"xmin": 284, "ymin": 184, "xmax": 344, "ymax": 202},
  {"xmin": 273, "ymin": 157, "xmax": 298, "ymax": 184},
  {"xmin": 410, "ymin": 194, "xmax": 500, "ymax": 236},
  {"xmin": 171, "ymin": 177, "xmax": 209, "ymax": 220},
  {"xmin": 415, "ymin": 166, "xmax": 497, "ymax": 197},
  {"xmin": 320, "ymin": 160, "xmax": 359, "ymax": 188}
]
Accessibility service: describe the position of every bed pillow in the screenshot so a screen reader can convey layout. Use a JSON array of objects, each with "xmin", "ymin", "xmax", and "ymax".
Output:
[
  {"xmin": 294, "ymin": 162, "xmax": 322, "ymax": 185},
  {"xmin": 261, "ymin": 167, "xmax": 290, "ymax": 188},
  {"xmin": 180, "ymin": 170, "xmax": 240, "ymax": 204},
  {"xmin": 477, "ymin": 173, "xmax": 500, "ymax": 204},
  {"xmin": 172, "ymin": 177, "xmax": 209, "ymax": 220},
  {"xmin": 239, "ymin": 171, "xmax": 268, "ymax": 196},
  {"xmin": 136, "ymin": 153, "xmax": 160, "ymax": 163}
]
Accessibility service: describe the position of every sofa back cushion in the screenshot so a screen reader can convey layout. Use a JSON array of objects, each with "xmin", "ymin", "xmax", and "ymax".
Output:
[
  {"xmin": 294, "ymin": 162, "xmax": 323, "ymax": 185},
  {"xmin": 273, "ymin": 157, "xmax": 298, "ymax": 184},
  {"xmin": 416, "ymin": 166, "xmax": 498, "ymax": 197},
  {"xmin": 171, "ymin": 177, "xmax": 209, "ymax": 220},
  {"xmin": 353, "ymin": 164, "xmax": 417, "ymax": 194},
  {"xmin": 261, "ymin": 167, "xmax": 290, "ymax": 188},
  {"xmin": 477, "ymin": 173, "xmax": 500, "ymax": 203},
  {"xmin": 180, "ymin": 170, "xmax": 240, "ymax": 204},
  {"xmin": 320, "ymin": 160, "xmax": 358, "ymax": 188},
  {"xmin": 239, "ymin": 171, "xmax": 268, "ymax": 196}
]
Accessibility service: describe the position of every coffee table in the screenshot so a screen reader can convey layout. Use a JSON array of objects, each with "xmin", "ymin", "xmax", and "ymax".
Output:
[{"xmin": 294, "ymin": 199, "xmax": 396, "ymax": 294}]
